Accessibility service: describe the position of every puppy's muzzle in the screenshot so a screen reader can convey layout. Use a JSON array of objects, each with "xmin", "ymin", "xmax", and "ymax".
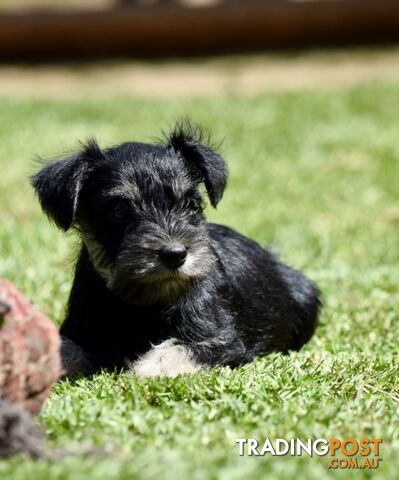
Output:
[{"xmin": 158, "ymin": 242, "xmax": 187, "ymax": 270}]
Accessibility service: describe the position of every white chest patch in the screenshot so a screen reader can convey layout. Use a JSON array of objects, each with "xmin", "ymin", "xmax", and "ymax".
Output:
[{"xmin": 129, "ymin": 338, "xmax": 202, "ymax": 378}]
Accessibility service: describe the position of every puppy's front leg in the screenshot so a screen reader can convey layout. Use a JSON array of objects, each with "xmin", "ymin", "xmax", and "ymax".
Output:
[{"xmin": 130, "ymin": 339, "xmax": 203, "ymax": 378}]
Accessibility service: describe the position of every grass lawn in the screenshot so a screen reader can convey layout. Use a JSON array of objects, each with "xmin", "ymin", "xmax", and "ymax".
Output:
[{"xmin": 0, "ymin": 79, "xmax": 398, "ymax": 479}]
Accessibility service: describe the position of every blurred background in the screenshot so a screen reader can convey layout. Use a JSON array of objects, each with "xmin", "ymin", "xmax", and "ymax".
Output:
[{"xmin": 1, "ymin": 0, "xmax": 399, "ymax": 97}]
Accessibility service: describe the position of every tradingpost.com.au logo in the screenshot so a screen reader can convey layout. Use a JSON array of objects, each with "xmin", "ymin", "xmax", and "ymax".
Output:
[{"xmin": 236, "ymin": 437, "xmax": 383, "ymax": 470}]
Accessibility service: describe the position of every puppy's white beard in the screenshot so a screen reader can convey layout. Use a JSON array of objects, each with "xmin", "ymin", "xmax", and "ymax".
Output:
[
  {"xmin": 128, "ymin": 339, "xmax": 203, "ymax": 377},
  {"xmin": 81, "ymin": 234, "xmax": 215, "ymax": 303},
  {"xmin": 151, "ymin": 277, "xmax": 188, "ymax": 302},
  {"xmin": 179, "ymin": 249, "xmax": 215, "ymax": 278}
]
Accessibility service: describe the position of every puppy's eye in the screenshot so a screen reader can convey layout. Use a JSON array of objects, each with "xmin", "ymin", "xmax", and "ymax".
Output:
[{"xmin": 110, "ymin": 202, "xmax": 130, "ymax": 222}]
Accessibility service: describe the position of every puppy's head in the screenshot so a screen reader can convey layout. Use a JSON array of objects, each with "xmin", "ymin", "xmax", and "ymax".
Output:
[{"xmin": 32, "ymin": 121, "xmax": 227, "ymax": 304}]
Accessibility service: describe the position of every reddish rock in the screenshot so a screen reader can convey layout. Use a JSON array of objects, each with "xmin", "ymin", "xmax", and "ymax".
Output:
[{"xmin": 0, "ymin": 279, "xmax": 61, "ymax": 414}]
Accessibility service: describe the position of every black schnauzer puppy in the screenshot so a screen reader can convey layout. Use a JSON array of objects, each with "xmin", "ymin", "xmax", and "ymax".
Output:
[{"xmin": 32, "ymin": 122, "xmax": 320, "ymax": 377}]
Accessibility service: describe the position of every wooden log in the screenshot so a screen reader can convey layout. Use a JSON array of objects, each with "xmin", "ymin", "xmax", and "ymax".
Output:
[{"xmin": 0, "ymin": 1, "xmax": 398, "ymax": 60}]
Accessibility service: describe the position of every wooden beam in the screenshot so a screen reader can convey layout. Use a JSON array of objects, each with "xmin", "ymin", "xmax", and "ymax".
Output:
[{"xmin": 0, "ymin": 1, "xmax": 398, "ymax": 60}]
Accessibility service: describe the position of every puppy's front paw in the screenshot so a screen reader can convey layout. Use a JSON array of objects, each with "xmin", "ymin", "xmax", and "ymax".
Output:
[
  {"xmin": 130, "ymin": 339, "xmax": 202, "ymax": 378},
  {"xmin": 61, "ymin": 337, "xmax": 94, "ymax": 377}
]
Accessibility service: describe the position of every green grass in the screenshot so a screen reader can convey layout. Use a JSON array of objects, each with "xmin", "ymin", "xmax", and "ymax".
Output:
[{"xmin": 0, "ymin": 81, "xmax": 398, "ymax": 479}]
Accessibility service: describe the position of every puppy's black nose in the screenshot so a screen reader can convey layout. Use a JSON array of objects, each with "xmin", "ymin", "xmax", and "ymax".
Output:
[{"xmin": 159, "ymin": 243, "xmax": 187, "ymax": 270}]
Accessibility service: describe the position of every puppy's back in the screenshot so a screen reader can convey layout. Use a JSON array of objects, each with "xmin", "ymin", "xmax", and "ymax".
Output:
[{"xmin": 207, "ymin": 223, "xmax": 320, "ymax": 353}]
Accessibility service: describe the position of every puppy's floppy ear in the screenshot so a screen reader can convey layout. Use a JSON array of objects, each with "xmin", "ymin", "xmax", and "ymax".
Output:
[
  {"xmin": 31, "ymin": 140, "xmax": 102, "ymax": 231},
  {"xmin": 167, "ymin": 121, "xmax": 228, "ymax": 207}
]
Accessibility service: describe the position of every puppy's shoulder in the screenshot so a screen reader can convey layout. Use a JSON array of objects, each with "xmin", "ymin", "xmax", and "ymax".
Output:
[
  {"xmin": 205, "ymin": 222, "xmax": 281, "ymax": 281},
  {"xmin": 206, "ymin": 223, "xmax": 270, "ymax": 258}
]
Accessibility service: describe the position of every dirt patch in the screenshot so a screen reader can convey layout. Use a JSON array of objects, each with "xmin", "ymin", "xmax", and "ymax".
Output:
[
  {"xmin": 1, "ymin": 48, "xmax": 399, "ymax": 99},
  {"xmin": 0, "ymin": 0, "xmax": 111, "ymax": 11}
]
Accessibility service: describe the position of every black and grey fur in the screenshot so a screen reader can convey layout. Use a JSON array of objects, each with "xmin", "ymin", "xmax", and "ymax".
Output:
[{"xmin": 32, "ymin": 122, "xmax": 320, "ymax": 377}]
